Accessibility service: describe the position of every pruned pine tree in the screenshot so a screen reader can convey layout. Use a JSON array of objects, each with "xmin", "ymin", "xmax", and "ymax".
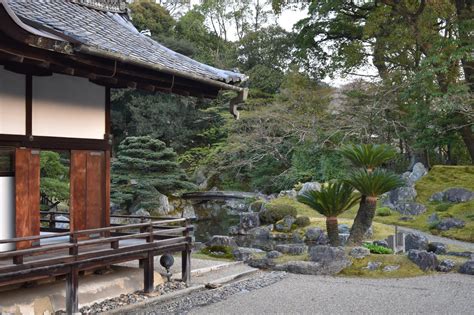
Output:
[{"xmin": 111, "ymin": 136, "xmax": 196, "ymax": 213}]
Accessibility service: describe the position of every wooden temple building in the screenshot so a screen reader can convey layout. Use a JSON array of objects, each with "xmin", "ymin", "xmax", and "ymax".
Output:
[{"xmin": 0, "ymin": 0, "xmax": 247, "ymax": 312}]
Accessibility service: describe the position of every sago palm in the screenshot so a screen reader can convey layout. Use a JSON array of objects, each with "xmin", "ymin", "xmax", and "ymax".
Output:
[
  {"xmin": 340, "ymin": 144, "xmax": 397, "ymax": 172},
  {"xmin": 345, "ymin": 169, "xmax": 404, "ymax": 245},
  {"xmin": 297, "ymin": 182, "xmax": 360, "ymax": 246}
]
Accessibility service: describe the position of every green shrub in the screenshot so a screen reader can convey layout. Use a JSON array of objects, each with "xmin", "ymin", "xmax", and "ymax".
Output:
[
  {"xmin": 294, "ymin": 216, "xmax": 311, "ymax": 227},
  {"xmin": 259, "ymin": 203, "xmax": 298, "ymax": 224},
  {"xmin": 201, "ymin": 245, "xmax": 234, "ymax": 259},
  {"xmin": 435, "ymin": 203, "xmax": 452, "ymax": 212},
  {"xmin": 376, "ymin": 207, "xmax": 392, "ymax": 217},
  {"xmin": 363, "ymin": 243, "xmax": 393, "ymax": 254}
]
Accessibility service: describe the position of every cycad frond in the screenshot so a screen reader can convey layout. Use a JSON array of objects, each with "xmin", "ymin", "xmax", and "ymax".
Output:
[
  {"xmin": 345, "ymin": 169, "xmax": 403, "ymax": 197},
  {"xmin": 340, "ymin": 144, "xmax": 397, "ymax": 170},
  {"xmin": 297, "ymin": 181, "xmax": 360, "ymax": 217}
]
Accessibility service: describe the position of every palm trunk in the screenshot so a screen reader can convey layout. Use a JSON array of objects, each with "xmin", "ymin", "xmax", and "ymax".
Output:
[
  {"xmin": 326, "ymin": 216, "xmax": 340, "ymax": 247},
  {"xmin": 347, "ymin": 196, "xmax": 377, "ymax": 246}
]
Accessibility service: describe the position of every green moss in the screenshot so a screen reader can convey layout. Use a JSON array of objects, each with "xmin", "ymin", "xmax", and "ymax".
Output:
[
  {"xmin": 295, "ymin": 216, "xmax": 311, "ymax": 227},
  {"xmin": 339, "ymin": 255, "xmax": 428, "ymax": 278},
  {"xmin": 270, "ymin": 197, "xmax": 321, "ymax": 218},
  {"xmin": 434, "ymin": 203, "xmax": 452, "ymax": 212},
  {"xmin": 374, "ymin": 166, "xmax": 474, "ymax": 243},
  {"xmin": 260, "ymin": 199, "xmax": 298, "ymax": 223},
  {"xmin": 363, "ymin": 243, "xmax": 393, "ymax": 254},
  {"xmin": 376, "ymin": 207, "xmax": 392, "ymax": 217},
  {"xmin": 200, "ymin": 245, "xmax": 234, "ymax": 259}
]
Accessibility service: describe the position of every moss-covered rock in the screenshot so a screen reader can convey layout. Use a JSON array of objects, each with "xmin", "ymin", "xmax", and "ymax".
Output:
[
  {"xmin": 295, "ymin": 216, "xmax": 311, "ymax": 227},
  {"xmin": 201, "ymin": 245, "xmax": 234, "ymax": 259},
  {"xmin": 259, "ymin": 203, "xmax": 298, "ymax": 224}
]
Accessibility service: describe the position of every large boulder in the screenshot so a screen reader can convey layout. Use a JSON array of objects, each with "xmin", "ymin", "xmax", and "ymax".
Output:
[
  {"xmin": 305, "ymin": 227, "xmax": 323, "ymax": 242},
  {"xmin": 394, "ymin": 202, "xmax": 427, "ymax": 216},
  {"xmin": 405, "ymin": 233, "xmax": 429, "ymax": 251},
  {"xmin": 278, "ymin": 189, "xmax": 298, "ymax": 199},
  {"xmin": 247, "ymin": 226, "xmax": 272, "ymax": 239},
  {"xmin": 309, "ymin": 246, "xmax": 351, "ymax": 273},
  {"xmin": 427, "ymin": 242, "xmax": 447, "ymax": 255},
  {"xmin": 459, "ymin": 260, "xmax": 474, "ymax": 275},
  {"xmin": 382, "ymin": 187, "xmax": 417, "ymax": 209},
  {"xmin": 429, "ymin": 188, "xmax": 474, "ymax": 203},
  {"xmin": 206, "ymin": 235, "xmax": 238, "ymax": 248},
  {"xmin": 275, "ymin": 244, "xmax": 308, "ymax": 255},
  {"xmin": 232, "ymin": 247, "xmax": 264, "ymax": 262},
  {"xmin": 298, "ymin": 182, "xmax": 321, "ymax": 196},
  {"xmin": 437, "ymin": 259, "xmax": 455, "ymax": 273},
  {"xmin": 338, "ymin": 224, "xmax": 350, "ymax": 234},
  {"xmin": 436, "ymin": 218, "xmax": 465, "ymax": 231},
  {"xmin": 154, "ymin": 192, "xmax": 173, "ymax": 215},
  {"xmin": 55, "ymin": 215, "xmax": 70, "ymax": 229},
  {"xmin": 275, "ymin": 215, "xmax": 296, "ymax": 232},
  {"xmin": 247, "ymin": 258, "xmax": 276, "ymax": 269},
  {"xmin": 240, "ymin": 212, "xmax": 260, "ymax": 230},
  {"xmin": 267, "ymin": 250, "xmax": 283, "ymax": 259},
  {"xmin": 407, "ymin": 250, "xmax": 438, "ymax": 271},
  {"xmin": 408, "ymin": 163, "xmax": 428, "ymax": 183}
]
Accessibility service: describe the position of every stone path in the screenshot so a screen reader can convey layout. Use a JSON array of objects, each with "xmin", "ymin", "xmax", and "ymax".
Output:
[
  {"xmin": 396, "ymin": 226, "xmax": 474, "ymax": 251},
  {"xmin": 189, "ymin": 273, "xmax": 474, "ymax": 315}
]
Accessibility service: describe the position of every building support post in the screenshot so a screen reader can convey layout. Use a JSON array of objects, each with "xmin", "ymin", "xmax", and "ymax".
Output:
[
  {"xmin": 181, "ymin": 245, "xmax": 191, "ymax": 285},
  {"xmin": 143, "ymin": 252, "xmax": 154, "ymax": 293},
  {"xmin": 66, "ymin": 267, "xmax": 79, "ymax": 314}
]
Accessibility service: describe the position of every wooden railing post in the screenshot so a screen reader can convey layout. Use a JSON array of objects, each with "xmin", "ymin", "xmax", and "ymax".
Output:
[
  {"xmin": 142, "ymin": 221, "xmax": 154, "ymax": 293},
  {"xmin": 181, "ymin": 219, "xmax": 191, "ymax": 285},
  {"xmin": 49, "ymin": 213, "xmax": 55, "ymax": 230},
  {"xmin": 66, "ymin": 267, "xmax": 79, "ymax": 314}
]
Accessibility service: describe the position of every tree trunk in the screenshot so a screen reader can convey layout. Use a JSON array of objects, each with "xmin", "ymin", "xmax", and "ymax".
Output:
[
  {"xmin": 347, "ymin": 196, "xmax": 377, "ymax": 246},
  {"xmin": 326, "ymin": 216, "xmax": 340, "ymax": 247},
  {"xmin": 460, "ymin": 125, "xmax": 474, "ymax": 164}
]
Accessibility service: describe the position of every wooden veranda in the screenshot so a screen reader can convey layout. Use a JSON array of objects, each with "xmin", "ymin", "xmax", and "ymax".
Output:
[{"xmin": 0, "ymin": 216, "xmax": 193, "ymax": 314}]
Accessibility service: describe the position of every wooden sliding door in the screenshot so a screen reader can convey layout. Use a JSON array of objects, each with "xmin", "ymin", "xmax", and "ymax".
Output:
[
  {"xmin": 15, "ymin": 148, "xmax": 40, "ymax": 249},
  {"xmin": 70, "ymin": 150, "xmax": 106, "ymax": 232}
]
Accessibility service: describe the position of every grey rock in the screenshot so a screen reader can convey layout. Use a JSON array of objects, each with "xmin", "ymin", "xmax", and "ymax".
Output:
[
  {"xmin": 155, "ymin": 192, "xmax": 172, "ymax": 215},
  {"xmin": 247, "ymin": 258, "xmax": 275, "ymax": 269},
  {"xmin": 339, "ymin": 234, "xmax": 350, "ymax": 246},
  {"xmin": 309, "ymin": 246, "xmax": 351, "ymax": 272},
  {"xmin": 383, "ymin": 186, "xmax": 417, "ymax": 209},
  {"xmin": 275, "ymin": 244, "xmax": 308, "ymax": 255},
  {"xmin": 305, "ymin": 227, "xmax": 323, "ymax": 242},
  {"xmin": 373, "ymin": 240, "xmax": 390, "ymax": 248},
  {"xmin": 338, "ymin": 224, "xmax": 350, "ymax": 234},
  {"xmin": 298, "ymin": 182, "xmax": 321, "ymax": 196},
  {"xmin": 278, "ymin": 189, "xmax": 298, "ymax": 199},
  {"xmin": 408, "ymin": 250, "xmax": 438, "ymax": 271},
  {"xmin": 427, "ymin": 213, "xmax": 439, "ymax": 224},
  {"xmin": 437, "ymin": 218, "xmax": 465, "ymax": 231},
  {"xmin": 459, "ymin": 260, "xmax": 474, "ymax": 275},
  {"xmin": 181, "ymin": 204, "xmax": 196, "ymax": 219},
  {"xmin": 427, "ymin": 242, "xmax": 447, "ymax": 255},
  {"xmin": 247, "ymin": 226, "xmax": 271, "ymax": 239},
  {"xmin": 206, "ymin": 235, "xmax": 238, "ymax": 248},
  {"xmin": 395, "ymin": 202, "xmax": 427, "ymax": 216},
  {"xmin": 266, "ymin": 250, "xmax": 282, "ymax": 259},
  {"xmin": 240, "ymin": 212, "xmax": 260, "ymax": 230},
  {"xmin": 437, "ymin": 259, "xmax": 455, "ymax": 272},
  {"xmin": 446, "ymin": 251, "xmax": 473, "ymax": 259},
  {"xmin": 364, "ymin": 226, "xmax": 374, "ymax": 238},
  {"xmin": 225, "ymin": 199, "xmax": 248, "ymax": 212},
  {"xmin": 409, "ymin": 163, "xmax": 428, "ymax": 183},
  {"xmin": 275, "ymin": 215, "xmax": 296, "ymax": 232},
  {"xmin": 383, "ymin": 265, "xmax": 400, "ymax": 272},
  {"xmin": 365, "ymin": 261, "xmax": 382, "ymax": 271},
  {"xmin": 291, "ymin": 231, "xmax": 304, "ymax": 243},
  {"xmin": 233, "ymin": 247, "xmax": 264, "ymax": 262},
  {"xmin": 228, "ymin": 225, "xmax": 240, "ymax": 235},
  {"xmin": 350, "ymin": 247, "xmax": 371, "ymax": 259},
  {"xmin": 249, "ymin": 200, "xmax": 265, "ymax": 212},
  {"xmin": 274, "ymin": 260, "xmax": 346, "ymax": 275},
  {"xmin": 429, "ymin": 188, "xmax": 474, "ymax": 203},
  {"xmin": 405, "ymin": 233, "xmax": 429, "ymax": 251}
]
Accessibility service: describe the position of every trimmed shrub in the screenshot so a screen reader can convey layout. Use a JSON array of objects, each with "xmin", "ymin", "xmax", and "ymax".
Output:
[
  {"xmin": 259, "ymin": 203, "xmax": 298, "ymax": 224},
  {"xmin": 376, "ymin": 207, "xmax": 392, "ymax": 217},
  {"xmin": 294, "ymin": 216, "xmax": 311, "ymax": 227},
  {"xmin": 363, "ymin": 243, "xmax": 393, "ymax": 254},
  {"xmin": 201, "ymin": 245, "xmax": 234, "ymax": 259}
]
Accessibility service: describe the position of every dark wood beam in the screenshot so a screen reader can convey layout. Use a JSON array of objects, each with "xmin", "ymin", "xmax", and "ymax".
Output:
[{"xmin": 0, "ymin": 134, "xmax": 110, "ymax": 151}]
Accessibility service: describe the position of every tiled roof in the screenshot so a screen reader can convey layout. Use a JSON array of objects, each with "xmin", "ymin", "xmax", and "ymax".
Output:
[{"xmin": 7, "ymin": 0, "xmax": 245, "ymax": 84}]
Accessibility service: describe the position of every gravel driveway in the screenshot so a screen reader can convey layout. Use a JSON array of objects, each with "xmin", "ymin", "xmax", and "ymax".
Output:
[{"xmin": 190, "ymin": 273, "xmax": 474, "ymax": 315}]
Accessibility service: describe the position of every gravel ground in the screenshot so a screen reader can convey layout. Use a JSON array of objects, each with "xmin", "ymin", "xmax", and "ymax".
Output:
[
  {"xmin": 190, "ymin": 273, "xmax": 474, "ymax": 315},
  {"xmin": 118, "ymin": 272, "xmax": 287, "ymax": 315}
]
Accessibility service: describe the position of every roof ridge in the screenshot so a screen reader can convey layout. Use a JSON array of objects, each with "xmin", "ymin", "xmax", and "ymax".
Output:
[{"xmin": 70, "ymin": 0, "xmax": 127, "ymax": 13}]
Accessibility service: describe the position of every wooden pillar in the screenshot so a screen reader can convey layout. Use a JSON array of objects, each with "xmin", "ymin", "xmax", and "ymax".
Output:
[
  {"xmin": 142, "ymin": 253, "xmax": 154, "ymax": 293},
  {"xmin": 66, "ymin": 268, "xmax": 79, "ymax": 314},
  {"xmin": 181, "ymin": 246, "xmax": 191, "ymax": 285}
]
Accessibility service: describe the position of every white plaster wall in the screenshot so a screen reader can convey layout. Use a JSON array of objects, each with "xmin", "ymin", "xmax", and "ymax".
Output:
[
  {"xmin": 32, "ymin": 74, "xmax": 105, "ymax": 139},
  {"xmin": 0, "ymin": 67, "xmax": 26, "ymax": 135}
]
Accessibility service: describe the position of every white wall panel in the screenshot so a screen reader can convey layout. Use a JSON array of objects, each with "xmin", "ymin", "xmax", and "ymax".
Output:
[
  {"xmin": 0, "ymin": 67, "xmax": 26, "ymax": 135},
  {"xmin": 33, "ymin": 74, "xmax": 105, "ymax": 139}
]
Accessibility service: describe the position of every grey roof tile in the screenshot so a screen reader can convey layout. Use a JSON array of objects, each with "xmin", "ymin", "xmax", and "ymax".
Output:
[{"xmin": 7, "ymin": 0, "xmax": 245, "ymax": 84}]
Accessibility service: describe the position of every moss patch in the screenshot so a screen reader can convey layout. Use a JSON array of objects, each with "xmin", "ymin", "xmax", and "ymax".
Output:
[
  {"xmin": 270, "ymin": 197, "xmax": 322, "ymax": 218},
  {"xmin": 374, "ymin": 165, "xmax": 474, "ymax": 242},
  {"xmin": 200, "ymin": 245, "xmax": 234, "ymax": 259},
  {"xmin": 339, "ymin": 255, "xmax": 428, "ymax": 278}
]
